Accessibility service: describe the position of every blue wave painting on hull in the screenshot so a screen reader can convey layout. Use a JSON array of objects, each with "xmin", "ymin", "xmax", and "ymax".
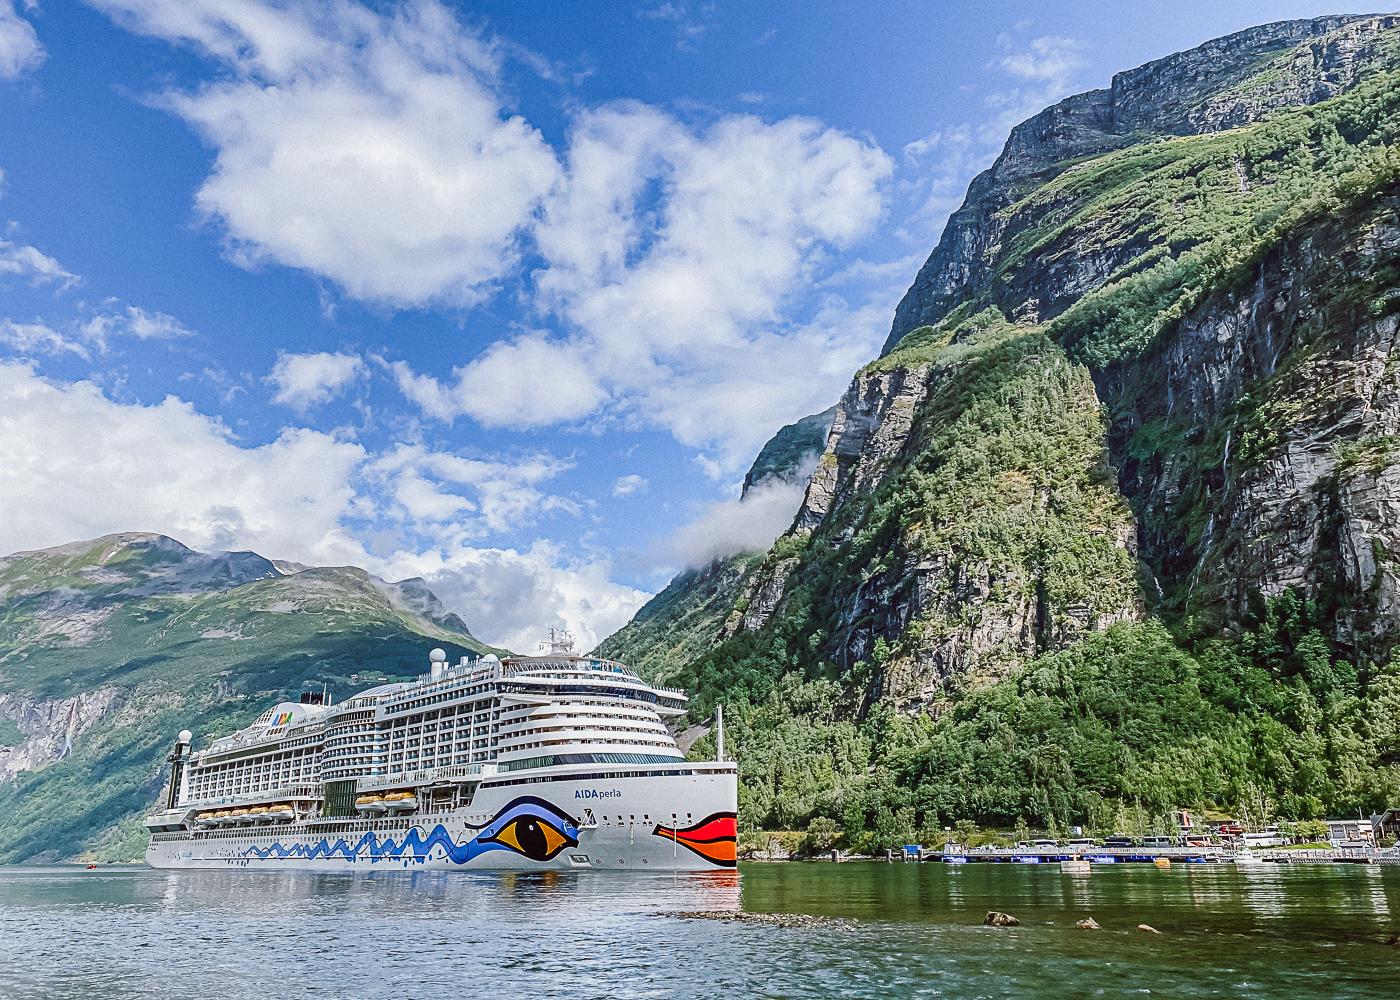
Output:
[{"xmin": 240, "ymin": 796, "xmax": 580, "ymax": 865}]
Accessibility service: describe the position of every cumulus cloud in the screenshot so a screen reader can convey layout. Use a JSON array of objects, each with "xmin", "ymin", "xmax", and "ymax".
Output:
[
  {"xmin": 92, "ymin": 0, "xmax": 560, "ymax": 306},
  {"xmin": 365, "ymin": 443, "xmax": 578, "ymax": 536},
  {"xmin": 374, "ymin": 540, "xmax": 647, "ymax": 653},
  {"xmin": 0, "ymin": 361, "xmax": 366, "ymax": 562},
  {"xmin": 393, "ymin": 103, "xmax": 893, "ymax": 471},
  {"xmin": 667, "ymin": 474, "xmax": 809, "ymax": 568},
  {"xmin": 388, "ymin": 334, "xmax": 605, "ymax": 428},
  {"xmin": 0, "ymin": 236, "xmax": 78, "ymax": 289},
  {"xmin": 0, "ymin": 363, "xmax": 637, "ymax": 650},
  {"xmin": 267, "ymin": 350, "xmax": 364, "ymax": 411},
  {"xmin": 611, "ymin": 474, "xmax": 646, "ymax": 497},
  {"xmin": 0, "ymin": 1, "xmax": 43, "ymax": 81}
]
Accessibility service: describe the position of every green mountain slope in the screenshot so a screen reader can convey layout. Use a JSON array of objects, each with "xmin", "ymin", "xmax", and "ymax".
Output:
[
  {"xmin": 0, "ymin": 533, "xmax": 493, "ymax": 862},
  {"xmin": 599, "ymin": 14, "xmax": 1400, "ymax": 843}
]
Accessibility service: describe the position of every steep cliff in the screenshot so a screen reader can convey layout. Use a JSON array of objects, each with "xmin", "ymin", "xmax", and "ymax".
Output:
[
  {"xmin": 0, "ymin": 533, "xmax": 491, "ymax": 861},
  {"xmin": 599, "ymin": 14, "xmax": 1400, "ymax": 835}
]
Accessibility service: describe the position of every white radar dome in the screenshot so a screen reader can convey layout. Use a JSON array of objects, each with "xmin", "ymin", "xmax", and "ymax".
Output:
[
  {"xmin": 178, "ymin": 729, "xmax": 193, "ymax": 743},
  {"xmin": 428, "ymin": 648, "xmax": 448, "ymax": 663}
]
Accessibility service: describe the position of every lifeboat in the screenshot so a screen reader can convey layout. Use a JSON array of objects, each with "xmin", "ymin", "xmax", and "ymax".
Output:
[
  {"xmin": 383, "ymin": 791, "xmax": 418, "ymax": 812},
  {"xmin": 228, "ymin": 809, "xmax": 251, "ymax": 824},
  {"xmin": 249, "ymin": 806, "xmax": 271, "ymax": 822},
  {"xmin": 355, "ymin": 795, "xmax": 387, "ymax": 814},
  {"xmin": 212, "ymin": 810, "xmax": 234, "ymax": 825},
  {"xmin": 195, "ymin": 812, "xmax": 217, "ymax": 826},
  {"xmin": 265, "ymin": 804, "xmax": 294, "ymax": 821}
]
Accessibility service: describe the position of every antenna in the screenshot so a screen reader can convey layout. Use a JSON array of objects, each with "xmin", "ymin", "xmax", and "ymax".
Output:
[{"xmin": 716, "ymin": 703, "xmax": 725, "ymax": 762}]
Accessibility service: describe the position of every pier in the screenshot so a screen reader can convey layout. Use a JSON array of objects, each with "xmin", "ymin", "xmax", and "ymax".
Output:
[{"xmin": 918, "ymin": 846, "xmax": 1400, "ymax": 865}]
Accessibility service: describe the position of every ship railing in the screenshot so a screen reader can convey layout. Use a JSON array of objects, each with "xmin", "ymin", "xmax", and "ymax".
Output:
[
  {"xmin": 355, "ymin": 764, "xmax": 488, "ymax": 791},
  {"xmin": 182, "ymin": 784, "xmax": 322, "ymax": 808}
]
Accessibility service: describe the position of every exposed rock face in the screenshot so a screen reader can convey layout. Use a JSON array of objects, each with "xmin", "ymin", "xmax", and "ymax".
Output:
[
  {"xmin": 1104, "ymin": 195, "xmax": 1400, "ymax": 658},
  {"xmin": 737, "ymin": 322, "xmax": 1142, "ymax": 704},
  {"xmin": 793, "ymin": 366, "xmax": 934, "ymax": 534},
  {"xmin": 0, "ymin": 688, "xmax": 123, "ymax": 783},
  {"xmin": 883, "ymin": 14, "xmax": 1395, "ymax": 353}
]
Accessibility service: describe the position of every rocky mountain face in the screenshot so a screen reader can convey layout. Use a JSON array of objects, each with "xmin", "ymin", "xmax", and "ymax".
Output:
[
  {"xmin": 0, "ymin": 532, "xmax": 490, "ymax": 861},
  {"xmin": 599, "ymin": 15, "xmax": 1400, "ymax": 832},
  {"xmin": 883, "ymin": 13, "xmax": 1400, "ymax": 351}
]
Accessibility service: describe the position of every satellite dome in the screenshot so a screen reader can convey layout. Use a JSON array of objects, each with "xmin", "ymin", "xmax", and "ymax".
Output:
[
  {"xmin": 429, "ymin": 648, "xmax": 448, "ymax": 663},
  {"xmin": 178, "ymin": 729, "xmax": 193, "ymax": 744}
]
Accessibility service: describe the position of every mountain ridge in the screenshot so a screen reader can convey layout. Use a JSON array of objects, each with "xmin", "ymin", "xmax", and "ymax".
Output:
[{"xmin": 599, "ymin": 13, "xmax": 1400, "ymax": 842}]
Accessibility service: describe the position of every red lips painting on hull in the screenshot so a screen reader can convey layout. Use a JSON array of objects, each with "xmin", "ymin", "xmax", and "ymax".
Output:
[{"xmin": 652, "ymin": 812, "xmax": 738, "ymax": 867}]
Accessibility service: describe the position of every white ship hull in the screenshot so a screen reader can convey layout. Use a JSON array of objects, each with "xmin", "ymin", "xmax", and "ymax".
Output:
[{"xmin": 147, "ymin": 767, "xmax": 737, "ymax": 873}]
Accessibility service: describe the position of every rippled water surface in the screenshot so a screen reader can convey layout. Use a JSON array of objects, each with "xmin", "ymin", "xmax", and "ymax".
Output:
[{"xmin": 2, "ymin": 862, "xmax": 1399, "ymax": 998}]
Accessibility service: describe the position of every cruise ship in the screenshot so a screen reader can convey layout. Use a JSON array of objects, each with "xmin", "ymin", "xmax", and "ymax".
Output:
[{"xmin": 144, "ymin": 631, "xmax": 738, "ymax": 871}]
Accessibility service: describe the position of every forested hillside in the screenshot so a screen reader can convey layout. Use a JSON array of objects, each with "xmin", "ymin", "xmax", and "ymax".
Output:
[
  {"xmin": 598, "ymin": 13, "xmax": 1400, "ymax": 846},
  {"xmin": 0, "ymin": 533, "xmax": 492, "ymax": 861}
]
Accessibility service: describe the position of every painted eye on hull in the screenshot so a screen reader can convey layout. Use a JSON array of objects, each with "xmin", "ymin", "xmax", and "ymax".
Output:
[{"xmin": 484, "ymin": 814, "xmax": 577, "ymax": 862}]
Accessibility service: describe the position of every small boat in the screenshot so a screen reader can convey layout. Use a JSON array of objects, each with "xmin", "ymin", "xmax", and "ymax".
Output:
[
  {"xmin": 228, "ymin": 809, "xmax": 250, "ymax": 824},
  {"xmin": 354, "ymin": 795, "xmax": 387, "ymax": 814},
  {"xmin": 265, "ymin": 804, "xmax": 294, "ymax": 821},
  {"xmin": 249, "ymin": 806, "xmax": 271, "ymax": 821},
  {"xmin": 1061, "ymin": 859, "xmax": 1091, "ymax": 875},
  {"xmin": 1153, "ymin": 857, "xmax": 1171, "ymax": 870},
  {"xmin": 85, "ymin": 863, "xmax": 97, "ymax": 870},
  {"xmin": 212, "ymin": 810, "xmax": 233, "ymax": 825},
  {"xmin": 1233, "ymin": 849, "xmax": 1270, "ymax": 868},
  {"xmin": 1013, "ymin": 855, "xmax": 1042, "ymax": 864},
  {"xmin": 943, "ymin": 855, "xmax": 969, "ymax": 865}
]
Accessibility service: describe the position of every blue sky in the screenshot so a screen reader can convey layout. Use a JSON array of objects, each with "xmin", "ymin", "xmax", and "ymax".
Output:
[{"xmin": 0, "ymin": 0, "xmax": 1380, "ymax": 650}]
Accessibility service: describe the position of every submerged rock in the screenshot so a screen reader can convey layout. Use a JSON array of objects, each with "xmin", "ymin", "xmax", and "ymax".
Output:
[
  {"xmin": 1138, "ymin": 924, "xmax": 1162, "ymax": 934},
  {"xmin": 1076, "ymin": 918, "xmax": 1101, "ymax": 930},
  {"xmin": 984, "ymin": 911, "xmax": 1021, "ymax": 927}
]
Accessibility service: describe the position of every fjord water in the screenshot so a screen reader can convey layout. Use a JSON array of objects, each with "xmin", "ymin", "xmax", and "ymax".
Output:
[{"xmin": 1, "ymin": 863, "xmax": 1397, "ymax": 999}]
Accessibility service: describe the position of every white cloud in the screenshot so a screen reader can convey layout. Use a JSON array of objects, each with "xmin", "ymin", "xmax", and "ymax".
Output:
[
  {"xmin": 0, "ymin": 302, "xmax": 194, "ymax": 359},
  {"xmin": 0, "ymin": 1, "xmax": 43, "ymax": 81},
  {"xmin": 267, "ymin": 350, "xmax": 364, "ymax": 411},
  {"xmin": 365, "ymin": 443, "xmax": 578, "ymax": 536},
  {"xmin": 0, "ymin": 362, "xmax": 645, "ymax": 651},
  {"xmin": 983, "ymin": 33, "xmax": 1089, "ymax": 134},
  {"xmin": 377, "ymin": 540, "xmax": 647, "ymax": 654},
  {"xmin": 0, "ymin": 319, "xmax": 86, "ymax": 358},
  {"xmin": 994, "ymin": 34, "xmax": 1086, "ymax": 83},
  {"xmin": 0, "ymin": 237, "xmax": 78, "ymax": 289},
  {"xmin": 77, "ymin": 302, "xmax": 194, "ymax": 349},
  {"xmin": 667, "ymin": 474, "xmax": 808, "ymax": 568},
  {"xmin": 0, "ymin": 361, "xmax": 365, "ymax": 562},
  {"xmin": 611, "ymin": 474, "xmax": 647, "ymax": 497},
  {"xmin": 394, "ymin": 103, "xmax": 893, "ymax": 472},
  {"xmin": 92, "ymin": 0, "xmax": 560, "ymax": 306},
  {"xmin": 389, "ymin": 334, "xmax": 605, "ymax": 428}
]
